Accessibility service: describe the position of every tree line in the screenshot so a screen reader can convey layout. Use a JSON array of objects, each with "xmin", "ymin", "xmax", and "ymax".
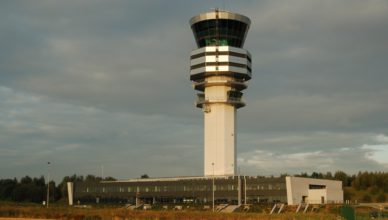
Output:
[
  {"xmin": 0, "ymin": 171, "xmax": 387, "ymax": 203},
  {"xmin": 0, "ymin": 174, "xmax": 115, "ymax": 203},
  {"xmin": 295, "ymin": 171, "xmax": 388, "ymax": 191},
  {"xmin": 294, "ymin": 171, "xmax": 388, "ymax": 202}
]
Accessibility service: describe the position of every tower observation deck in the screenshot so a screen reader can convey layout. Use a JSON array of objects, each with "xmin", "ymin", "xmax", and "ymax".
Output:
[{"xmin": 189, "ymin": 10, "xmax": 251, "ymax": 176}]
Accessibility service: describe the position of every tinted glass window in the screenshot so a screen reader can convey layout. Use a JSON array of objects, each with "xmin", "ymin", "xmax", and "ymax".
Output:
[{"xmin": 191, "ymin": 19, "xmax": 248, "ymax": 48}]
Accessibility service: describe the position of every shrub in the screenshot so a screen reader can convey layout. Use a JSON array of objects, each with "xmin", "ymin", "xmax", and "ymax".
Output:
[
  {"xmin": 376, "ymin": 193, "xmax": 386, "ymax": 202},
  {"xmin": 370, "ymin": 186, "xmax": 379, "ymax": 195},
  {"xmin": 362, "ymin": 194, "xmax": 372, "ymax": 203}
]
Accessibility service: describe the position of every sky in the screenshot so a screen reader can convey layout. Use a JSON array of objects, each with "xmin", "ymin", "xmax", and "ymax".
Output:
[{"xmin": 1, "ymin": 0, "xmax": 388, "ymax": 182}]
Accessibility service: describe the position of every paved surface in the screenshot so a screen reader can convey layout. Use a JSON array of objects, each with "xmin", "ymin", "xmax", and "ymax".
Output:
[{"xmin": 358, "ymin": 203, "xmax": 388, "ymax": 210}]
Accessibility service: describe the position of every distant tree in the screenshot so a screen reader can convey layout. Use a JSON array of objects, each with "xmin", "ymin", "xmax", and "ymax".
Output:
[
  {"xmin": 53, "ymin": 183, "xmax": 61, "ymax": 201},
  {"xmin": 85, "ymin": 175, "xmax": 101, "ymax": 182},
  {"xmin": 323, "ymin": 172, "xmax": 333, "ymax": 180},
  {"xmin": 280, "ymin": 173, "xmax": 289, "ymax": 177},
  {"xmin": 359, "ymin": 172, "xmax": 370, "ymax": 190},
  {"xmin": 11, "ymin": 185, "xmax": 28, "ymax": 202},
  {"xmin": 47, "ymin": 180, "xmax": 58, "ymax": 202},
  {"xmin": 348, "ymin": 174, "xmax": 356, "ymax": 187},
  {"xmin": 296, "ymin": 172, "xmax": 309, "ymax": 177},
  {"xmin": 334, "ymin": 171, "xmax": 349, "ymax": 187},
  {"xmin": 104, "ymin": 177, "xmax": 116, "ymax": 181},
  {"xmin": 141, "ymin": 174, "xmax": 149, "ymax": 179},
  {"xmin": 352, "ymin": 175, "xmax": 361, "ymax": 190},
  {"xmin": 0, "ymin": 179, "xmax": 17, "ymax": 200},
  {"xmin": 33, "ymin": 176, "xmax": 45, "ymax": 187},
  {"xmin": 29, "ymin": 185, "xmax": 45, "ymax": 203},
  {"xmin": 383, "ymin": 176, "xmax": 388, "ymax": 193},
  {"xmin": 311, "ymin": 172, "xmax": 324, "ymax": 179},
  {"xmin": 20, "ymin": 176, "xmax": 33, "ymax": 185}
]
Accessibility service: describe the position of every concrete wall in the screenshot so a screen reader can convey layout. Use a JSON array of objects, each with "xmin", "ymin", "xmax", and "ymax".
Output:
[
  {"xmin": 285, "ymin": 176, "xmax": 343, "ymax": 205},
  {"xmin": 308, "ymin": 188, "xmax": 327, "ymax": 204},
  {"xmin": 204, "ymin": 101, "xmax": 236, "ymax": 176},
  {"xmin": 67, "ymin": 182, "xmax": 74, "ymax": 206}
]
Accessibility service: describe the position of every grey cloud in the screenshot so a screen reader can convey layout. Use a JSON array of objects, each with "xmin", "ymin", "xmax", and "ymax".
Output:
[
  {"xmin": 238, "ymin": 0, "xmax": 388, "ymax": 134},
  {"xmin": 0, "ymin": 86, "xmax": 202, "ymax": 181},
  {"xmin": 238, "ymin": 145, "xmax": 387, "ymax": 176},
  {"xmin": 0, "ymin": 0, "xmax": 387, "ymax": 180}
]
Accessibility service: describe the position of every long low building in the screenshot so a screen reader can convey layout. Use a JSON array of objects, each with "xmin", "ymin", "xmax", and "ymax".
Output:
[{"xmin": 69, "ymin": 176, "xmax": 343, "ymax": 205}]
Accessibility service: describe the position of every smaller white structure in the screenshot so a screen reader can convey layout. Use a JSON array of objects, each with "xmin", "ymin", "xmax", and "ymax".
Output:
[
  {"xmin": 67, "ymin": 182, "xmax": 74, "ymax": 205},
  {"xmin": 286, "ymin": 176, "xmax": 343, "ymax": 205}
]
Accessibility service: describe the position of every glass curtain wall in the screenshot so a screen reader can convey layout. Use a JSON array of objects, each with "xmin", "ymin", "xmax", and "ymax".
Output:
[{"xmin": 191, "ymin": 19, "xmax": 248, "ymax": 48}]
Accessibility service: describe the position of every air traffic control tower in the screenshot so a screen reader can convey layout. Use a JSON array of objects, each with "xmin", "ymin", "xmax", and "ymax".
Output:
[{"xmin": 189, "ymin": 10, "xmax": 251, "ymax": 176}]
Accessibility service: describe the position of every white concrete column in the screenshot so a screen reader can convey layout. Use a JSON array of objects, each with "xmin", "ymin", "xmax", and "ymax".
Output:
[{"xmin": 67, "ymin": 182, "xmax": 74, "ymax": 206}]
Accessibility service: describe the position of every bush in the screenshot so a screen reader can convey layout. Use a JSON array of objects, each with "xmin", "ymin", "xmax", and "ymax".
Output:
[
  {"xmin": 362, "ymin": 194, "xmax": 372, "ymax": 203},
  {"xmin": 343, "ymin": 189, "xmax": 354, "ymax": 201},
  {"xmin": 376, "ymin": 193, "xmax": 386, "ymax": 202},
  {"xmin": 370, "ymin": 186, "xmax": 379, "ymax": 195}
]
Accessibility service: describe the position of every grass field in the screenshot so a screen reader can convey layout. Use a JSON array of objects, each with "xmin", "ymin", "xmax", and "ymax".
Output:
[{"xmin": 0, "ymin": 202, "xmax": 346, "ymax": 220}]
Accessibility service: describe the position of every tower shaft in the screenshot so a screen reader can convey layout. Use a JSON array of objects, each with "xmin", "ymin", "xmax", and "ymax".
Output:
[{"xmin": 204, "ymin": 101, "xmax": 236, "ymax": 176}]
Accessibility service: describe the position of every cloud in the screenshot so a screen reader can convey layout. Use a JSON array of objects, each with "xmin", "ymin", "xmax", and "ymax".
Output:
[
  {"xmin": 0, "ymin": 86, "xmax": 202, "ymax": 180},
  {"xmin": 239, "ymin": 144, "xmax": 387, "ymax": 176},
  {"xmin": 360, "ymin": 134, "xmax": 388, "ymax": 165},
  {"xmin": 0, "ymin": 0, "xmax": 387, "ymax": 180},
  {"xmin": 362, "ymin": 144, "xmax": 388, "ymax": 165},
  {"xmin": 375, "ymin": 134, "xmax": 388, "ymax": 143},
  {"xmin": 237, "ymin": 131, "xmax": 388, "ymax": 175}
]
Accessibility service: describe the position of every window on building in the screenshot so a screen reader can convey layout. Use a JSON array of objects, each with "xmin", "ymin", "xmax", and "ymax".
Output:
[
  {"xmin": 191, "ymin": 19, "xmax": 248, "ymax": 48},
  {"xmin": 309, "ymin": 184, "xmax": 326, "ymax": 189}
]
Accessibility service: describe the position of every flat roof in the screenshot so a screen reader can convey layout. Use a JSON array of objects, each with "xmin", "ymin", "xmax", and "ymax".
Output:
[
  {"xmin": 101, "ymin": 175, "xmax": 282, "ymax": 183},
  {"xmin": 189, "ymin": 9, "xmax": 251, "ymax": 27},
  {"xmin": 102, "ymin": 175, "xmax": 233, "ymax": 183}
]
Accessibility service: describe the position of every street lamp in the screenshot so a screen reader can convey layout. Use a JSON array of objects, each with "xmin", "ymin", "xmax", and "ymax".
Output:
[
  {"xmin": 237, "ymin": 167, "xmax": 241, "ymax": 206},
  {"xmin": 46, "ymin": 162, "xmax": 50, "ymax": 208},
  {"xmin": 212, "ymin": 162, "xmax": 215, "ymax": 212},
  {"xmin": 244, "ymin": 175, "xmax": 247, "ymax": 205}
]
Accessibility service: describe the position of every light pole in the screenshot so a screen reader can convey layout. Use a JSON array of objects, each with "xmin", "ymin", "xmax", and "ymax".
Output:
[
  {"xmin": 101, "ymin": 164, "xmax": 104, "ymax": 180},
  {"xmin": 46, "ymin": 162, "xmax": 50, "ymax": 208},
  {"xmin": 237, "ymin": 167, "xmax": 241, "ymax": 206},
  {"xmin": 244, "ymin": 175, "xmax": 247, "ymax": 205},
  {"xmin": 212, "ymin": 162, "xmax": 215, "ymax": 212}
]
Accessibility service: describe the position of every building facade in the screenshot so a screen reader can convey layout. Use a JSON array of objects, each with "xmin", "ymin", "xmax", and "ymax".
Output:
[
  {"xmin": 70, "ymin": 176, "xmax": 342, "ymax": 205},
  {"xmin": 285, "ymin": 176, "xmax": 343, "ymax": 205}
]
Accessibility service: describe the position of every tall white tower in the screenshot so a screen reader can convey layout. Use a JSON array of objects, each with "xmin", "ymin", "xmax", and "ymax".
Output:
[{"xmin": 189, "ymin": 10, "xmax": 251, "ymax": 176}]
